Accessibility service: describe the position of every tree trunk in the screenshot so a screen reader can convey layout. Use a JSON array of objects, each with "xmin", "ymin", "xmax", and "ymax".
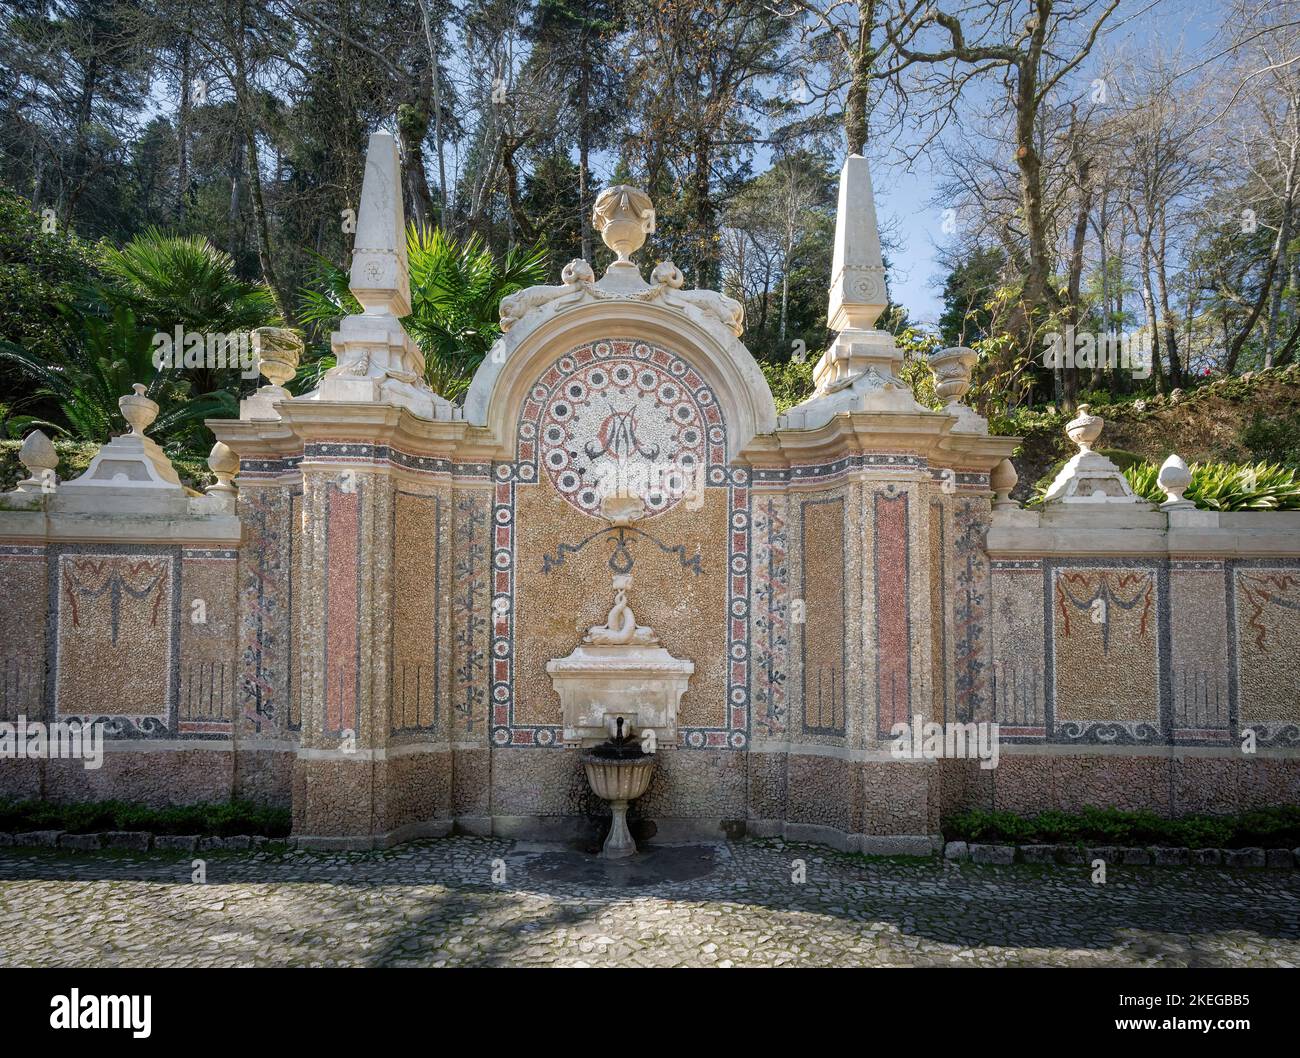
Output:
[
  {"xmin": 579, "ymin": 53, "xmax": 592, "ymax": 262},
  {"xmin": 1155, "ymin": 211, "xmax": 1182, "ymax": 388},
  {"xmin": 417, "ymin": 0, "xmax": 448, "ymax": 222},
  {"xmin": 244, "ymin": 129, "xmax": 293, "ymax": 325},
  {"xmin": 693, "ymin": 130, "xmax": 715, "ymax": 287},
  {"xmin": 1264, "ymin": 199, "xmax": 1293, "ymax": 368},
  {"xmin": 398, "ymin": 65, "xmax": 437, "ymax": 231},
  {"xmin": 177, "ymin": 28, "xmax": 191, "ymax": 220},
  {"xmin": 1140, "ymin": 235, "xmax": 1165, "ymax": 393}
]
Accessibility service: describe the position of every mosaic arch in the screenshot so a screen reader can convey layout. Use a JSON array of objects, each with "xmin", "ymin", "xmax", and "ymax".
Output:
[{"xmin": 489, "ymin": 337, "xmax": 753, "ymax": 750}]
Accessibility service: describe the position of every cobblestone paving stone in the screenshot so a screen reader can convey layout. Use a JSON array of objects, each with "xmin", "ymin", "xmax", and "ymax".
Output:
[{"xmin": 2, "ymin": 837, "xmax": 1298, "ymax": 967}]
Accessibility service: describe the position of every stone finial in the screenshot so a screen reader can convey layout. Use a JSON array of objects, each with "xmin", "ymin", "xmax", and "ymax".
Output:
[
  {"xmin": 348, "ymin": 131, "xmax": 410, "ymax": 317},
  {"xmin": 119, "ymin": 383, "xmax": 158, "ymax": 436},
  {"xmin": 827, "ymin": 154, "xmax": 887, "ymax": 332},
  {"xmin": 207, "ymin": 441, "xmax": 239, "ymax": 495},
  {"xmin": 308, "ymin": 131, "xmax": 455, "ymax": 421},
  {"xmin": 253, "ymin": 327, "xmax": 302, "ymax": 389},
  {"xmin": 59, "ymin": 382, "xmax": 183, "ymax": 504},
  {"xmin": 1042, "ymin": 402, "xmax": 1143, "ymax": 505},
  {"xmin": 14, "ymin": 429, "xmax": 57, "ymax": 493},
  {"xmin": 991, "ymin": 458, "xmax": 1019, "ymax": 510},
  {"xmin": 593, "ymin": 186, "xmax": 655, "ymax": 263},
  {"xmin": 929, "ymin": 345, "xmax": 987, "ymax": 434},
  {"xmin": 1065, "ymin": 403, "xmax": 1104, "ymax": 453},
  {"xmin": 1157, "ymin": 453, "xmax": 1195, "ymax": 510},
  {"xmin": 779, "ymin": 153, "xmax": 924, "ymax": 427}
]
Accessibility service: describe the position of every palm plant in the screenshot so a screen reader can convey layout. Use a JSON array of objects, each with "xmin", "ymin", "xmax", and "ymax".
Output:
[
  {"xmin": 99, "ymin": 228, "xmax": 279, "ymax": 334},
  {"xmin": 0, "ymin": 302, "xmax": 236, "ymax": 453},
  {"xmin": 95, "ymin": 229, "xmax": 280, "ymax": 404},
  {"xmin": 299, "ymin": 225, "xmax": 548, "ymax": 401}
]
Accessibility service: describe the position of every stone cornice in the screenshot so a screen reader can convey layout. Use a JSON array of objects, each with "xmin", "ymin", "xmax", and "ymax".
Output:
[{"xmin": 739, "ymin": 409, "xmax": 1020, "ymax": 471}]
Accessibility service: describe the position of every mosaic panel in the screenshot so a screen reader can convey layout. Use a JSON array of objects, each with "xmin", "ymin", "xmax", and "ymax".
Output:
[
  {"xmin": 531, "ymin": 346, "xmax": 713, "ymax": 517},
  {"xmin": 873, "ymin": 489, "xmax": 911, "ymax": 739},
  {"xmin": 990, "ymin": 560, "xmax": 1047, "ymax": 736},
  {"xmin": 951, "ymin": 499, "xmax": 990, "ymax": 723},
  {"xmin": 1050, "ymin": 563, "xmax": 1161, "ymax": 741},
  {"xmin": 323, "ymin": 483, "xmax": 361, "ymax": 737},
  {"xmin": 49, "ymin": 545, "xmax": 180, "ymax": 736},
  {"xmin": 237, "ymin": 484, "xmax": 299, "ymax": 736},
  {"xmin": 750, "ymin": 496, "xmax": 790, "ymax": 738},
  {"xmin": 1234, "ymin": 564, "xmax": 1300, "ymax": 736},
  {"xmin": 0, "ymin": 548, "xmax": 46, "ymax": 722},
  {"xmin": 451, "ymin": 491, "xmax": 491, "ymax": 739},
  {"xmin": 179, "ymin": 551, "xmax": 238, "ymax": 734},
  {"xmin": 930, "ymin": 501, "xmax": 948, "ymax": 726},
  {"xmin": 1168, "ymin": 561, "xmax": 1230, "ymax": 738},
  {"xmin": 800, "ymin": 496, "xmax": 846, "ymax": 736},
  {"xmin": 391, "ymin": 491, "xmax": 442, "ymax": 733}
]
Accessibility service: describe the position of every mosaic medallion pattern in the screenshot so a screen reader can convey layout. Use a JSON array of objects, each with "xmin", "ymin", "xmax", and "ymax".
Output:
[{"xmin": 520, "ymin": 339, "xmax": 725, "ymax": 518}]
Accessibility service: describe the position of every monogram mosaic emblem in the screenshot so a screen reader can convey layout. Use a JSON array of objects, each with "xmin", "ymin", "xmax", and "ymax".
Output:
[{"xmin": 529, "ymin": 341, "xmax": 717, "ymax": 517}]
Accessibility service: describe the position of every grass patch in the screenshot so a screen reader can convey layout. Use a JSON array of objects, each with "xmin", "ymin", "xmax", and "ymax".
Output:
[
  {"xmin": 943, "ymin": 804, "xmax": 1300, "ymax": 849},
  {"xmin": 0, "ymin": 797, "xmax": 290, "ymax": 837}
]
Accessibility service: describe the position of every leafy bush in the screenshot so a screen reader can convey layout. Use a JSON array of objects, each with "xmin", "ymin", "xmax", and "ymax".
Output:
[
  {"xmin": 1123, "ymin": 460, "xmax": 1300, "ymax": 511},
  {"xmin": 0, "ymin": 798, "xmax": 291, "ymax": 837},
  {"xmin": 943, "ymin": 804, "xmax": 1300, "ymax": 849},
  {"xmin": 1241, "ymin": 410, "xmax": 1300, "ymax": 468},
  {"xmin": 761, "ymin": 355, "xmax": 815, "ymax": 412},
  {"xmin": 0, "ymin": 302, "xmax": 236, "ymax": 453},
  {"xmin": 98, "ymin": 227, "xmax": 278, "ymax": 335},
  {"xmin": 0, "ymin": 185, "xmax": 103, "ymax": 364},
  {"xmin": 1026, "ymin": 456, "xmax": 1300, "ymax": 510}
]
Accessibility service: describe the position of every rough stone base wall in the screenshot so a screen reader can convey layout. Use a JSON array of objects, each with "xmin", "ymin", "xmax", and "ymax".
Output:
[
  {"xmin": 7, "ymin": 742, "xmax": 1298, "ymax": 851},
  {"xmin": 942, "ymin": 751, "xmax": 1300, "ymax": 817},
  {"xmin": 2, "ymin": 748, "xmax": 292, "ymax": 809}
]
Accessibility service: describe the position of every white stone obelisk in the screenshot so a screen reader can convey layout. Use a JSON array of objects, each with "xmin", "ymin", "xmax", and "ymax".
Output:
[
  {"xmin": 317, "ymin": 131, "xmax": 453, "ymax": 420},
  {"xmin": 780, "ymin": 154, "xmax": 926, "ymax": 427},
  {"xmin": 813, "ymin": 154, "xmax": 905, "ymax": 393}
]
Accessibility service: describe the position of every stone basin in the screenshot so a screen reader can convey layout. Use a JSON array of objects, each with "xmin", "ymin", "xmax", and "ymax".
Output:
[{"xmin": 582, "ymin": 753, "xmax": 655, "ymax": 859}]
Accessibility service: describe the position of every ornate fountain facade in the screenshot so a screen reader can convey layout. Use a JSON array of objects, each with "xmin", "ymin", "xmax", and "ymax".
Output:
[{"xmin": 2, "ymin": 133, "xmax": 1298, "ymax": 851}]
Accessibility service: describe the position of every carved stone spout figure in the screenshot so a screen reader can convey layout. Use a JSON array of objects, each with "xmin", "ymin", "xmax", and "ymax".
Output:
[{"xmin": 584, "ymin": 574, "xmax": 659, "ymax": 646}]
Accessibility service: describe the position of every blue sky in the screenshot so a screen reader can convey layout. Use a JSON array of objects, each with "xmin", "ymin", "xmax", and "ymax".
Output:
[{"xmin": 866, "ymin": 0, "xmax": 1218, "ymax": 327}]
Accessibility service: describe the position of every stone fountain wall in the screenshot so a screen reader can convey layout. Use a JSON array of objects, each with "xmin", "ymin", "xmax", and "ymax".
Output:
[
  {"xmin": 2, "ymin": 140, "xmax": 1297, "ymax": 850},
  {"xmin": 3, "ymin": 369, "xmax": 1299, "ymax": 849}
]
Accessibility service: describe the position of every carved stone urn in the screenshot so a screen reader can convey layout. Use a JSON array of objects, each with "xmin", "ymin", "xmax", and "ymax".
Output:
[
  {"xmin": 591, "ymin": 185, "xmax": 655, "ymax": 262},
  {"xmin": 582, "ymin": 719, "xmax": 656, "ymax": 859},
  {"xmin": 1065, "ymin": 403, "xmax": 1104, "ymax": 452},
  {"xmin": 119, "ymin": 383, "xmax": 158, "ymax": 435},
  {"xmin": 927, "ymin": 345, "xmax": 987, "ymax": 433},
  {"xmin": 928, "ymin": 345, "xmax": 976, "ymax": 405}
]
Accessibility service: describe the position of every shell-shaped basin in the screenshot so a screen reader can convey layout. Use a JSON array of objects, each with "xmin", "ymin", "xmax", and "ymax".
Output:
[{"xmin": 582, "ymin": 754, "xmax": 655, "ymax": 803}]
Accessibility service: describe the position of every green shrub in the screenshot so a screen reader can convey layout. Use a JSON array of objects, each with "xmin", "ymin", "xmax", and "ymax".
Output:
[
  {"xmin": 943, "ymin": 804, "xmax": 1300, "ymax": 849},
  {"xmin": 1241, "ymin": 410, "xmax": 1300, "ymax": 468},
  {"xmin": 761, "ymin": 356, "xmax": 816, "ymax": 412},
  {"xmin": 0, "ymin": 797, "xmax": 290, "ymax": 837},
  {"xmin": 1027, "ymin": 457, "xmax": 1300, "ymax": 510}
]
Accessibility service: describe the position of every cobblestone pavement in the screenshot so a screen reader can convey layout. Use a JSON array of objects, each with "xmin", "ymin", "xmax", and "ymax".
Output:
[{"xmin": 2, "ymin": 837, "xmax": 1298, "ymax": 967}]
